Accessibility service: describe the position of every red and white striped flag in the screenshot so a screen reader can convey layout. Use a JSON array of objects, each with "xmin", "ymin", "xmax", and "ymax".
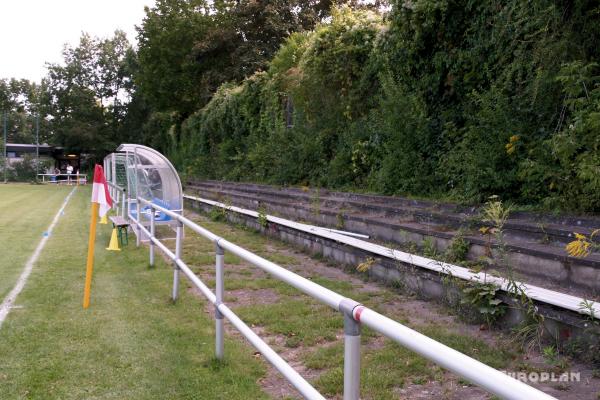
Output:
[{"xmin": 91, "ymin": 164, "xmax": 113, "ymax": 217}]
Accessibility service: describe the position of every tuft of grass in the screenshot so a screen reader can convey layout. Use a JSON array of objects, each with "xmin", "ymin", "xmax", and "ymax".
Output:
[
  {"xmin": 236, "ymin": 299, "xmax": 342, "ymax": 347},
  {"xmin": 303, "ymin": 342, "xmax": 344, "ymax": 370},
  {"xmin": 445, "ymin": 231, "xmax": 470, "ymax": 263}
]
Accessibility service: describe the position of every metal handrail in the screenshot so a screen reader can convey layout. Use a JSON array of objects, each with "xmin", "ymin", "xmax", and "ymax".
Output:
[
  {"xmin": 132, "ymin": 196, "xmax": 556, "ymax": 400},
  {"xmin": 37, "ymin": 173, "xmax": 86, "ymax": 185}
]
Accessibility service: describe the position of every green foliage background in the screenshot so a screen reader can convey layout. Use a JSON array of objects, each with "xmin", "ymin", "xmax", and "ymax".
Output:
[
  {"xmin": 2, "ymin": 0, "xmax": 598, "ymax": 211},
  {"xmin": 171, "ymin": 1, "xmax": 600, "ymax": 212}
]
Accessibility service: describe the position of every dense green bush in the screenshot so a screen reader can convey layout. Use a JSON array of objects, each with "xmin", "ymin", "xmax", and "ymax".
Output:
[
  {"xmin": 172, "ymin": 1, "xmax": 600, "ymax": 212},
  {"xmin": 2, "ymin": 154, "xmax": 52, "ymax": 182}
]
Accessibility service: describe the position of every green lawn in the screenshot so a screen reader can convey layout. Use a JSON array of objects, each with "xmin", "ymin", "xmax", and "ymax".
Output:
[
  {"xmin": 0, "ymin": 184, "xmax": 568, "ymax": 399},
  {"xmin": 0, "ymin": 184, "xmax": 73, "ymax": 301},
  {"xmin": 0, "ymin": 185, "xmax": 267, "ymax": 399}
]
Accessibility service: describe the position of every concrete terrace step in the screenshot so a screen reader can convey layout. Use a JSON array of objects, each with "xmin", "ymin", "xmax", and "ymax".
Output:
[
  {"xmin": 189, "ymin": 180, "xmax": 600, "ymax": 245},
  {"xmin": 186, "ymin": 180, "xmax": 600, "ymax": 293},
  {"xmin": 191, "ymin": 180, "xmax": 600, "ymax": 227}
]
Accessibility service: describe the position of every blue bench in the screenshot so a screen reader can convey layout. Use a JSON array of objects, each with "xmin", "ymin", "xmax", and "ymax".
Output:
[{"xmin": 130, "ymin": 198, "xmax": 172, "ymax": 222}]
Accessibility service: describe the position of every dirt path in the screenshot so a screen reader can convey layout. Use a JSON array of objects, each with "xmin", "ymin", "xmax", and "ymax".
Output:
[{"xmin": 181, "ymin": 211, "xmax": 600, "ymax": 400}]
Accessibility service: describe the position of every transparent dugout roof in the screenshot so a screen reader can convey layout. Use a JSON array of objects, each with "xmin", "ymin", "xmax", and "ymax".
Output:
[{"xmin": 113, "ymin": 144, "xmax": 183, "ymax": 212}]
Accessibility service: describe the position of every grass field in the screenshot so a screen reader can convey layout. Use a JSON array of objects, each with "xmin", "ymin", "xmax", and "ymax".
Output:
[
  {"xmin": 0, "ymin": 184, "xmax": 267, "ymax": 399},
  {"xmin": 0, "ymin": 184, "xmax": 74, "ymax": 301},
  {"xmin": 1, "ymin": 184, "xmax": 592, "ymax": 399}
]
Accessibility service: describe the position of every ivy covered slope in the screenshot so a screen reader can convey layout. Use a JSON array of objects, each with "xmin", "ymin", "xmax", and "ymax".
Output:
[{"xmin": 175, "ymin": 1, "xmax": 600, "ymax": 212}]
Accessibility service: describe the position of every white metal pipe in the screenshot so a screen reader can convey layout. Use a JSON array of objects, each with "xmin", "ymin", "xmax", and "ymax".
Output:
[
  {"xmin": 121, "ymin": 191, "xmax": 126, "ymax": 218},
  {"xmin": 343, "ymin": 334, "xmax": 360, "ymax": 400},
  {"xmin": 138, "ymin": 197, "xmax": 217, "ymax": 241},
  {"xmin": 355, "ymin": 307, "xmax": 556, "ymax": 400},
  {"xmin": 215, "ymin": 317, "xmax": 224, "ymax": 360},
  {"xmin": 134, "ymin": 149, "xmax": 140, "ymax": 247},
  {"xmin": 135, "ymin": 199, "xmax": 141, "ymax": 247},
  {"xmin": 138, "ymin": 223, "xmax": 176, "ymax": 260},
  {"xmin": 149, "ymin": 206, "xmax": 155, "ymax": 267},
  {"xmin": 218, "ymin": 239, "xmax": 345, "ymax": 310},
  {"xmin": 111, "ymin": 152, "xmax": 116, "ymax": 192},
  {"xmin": 215, "ymin": 244, "xmax": 225, "ymax": 360},
  {"xmin": 173, "ymin": 223, "xmax": 182, "ymax": 301},
  {"xmin": 175, "ymin": 258, "xmax": 216, "ymax": 304},
  {"xmin": 217, "ymin": 303, "xmax": 326, "ymax": 400},
  {"xmin": 153, "ymin": 237, "xmax": 175, "ymax": 260}
]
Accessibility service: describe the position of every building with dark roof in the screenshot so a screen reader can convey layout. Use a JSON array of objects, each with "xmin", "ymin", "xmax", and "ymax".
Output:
[{"xmin": 5, "ymin": 143, "xmax": 81, "ymax": 173}]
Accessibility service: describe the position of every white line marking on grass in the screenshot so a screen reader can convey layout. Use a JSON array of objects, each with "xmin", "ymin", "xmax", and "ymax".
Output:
[{"xmin": 0, "ymin": 187, "xmax": 77, "ymax": 329}]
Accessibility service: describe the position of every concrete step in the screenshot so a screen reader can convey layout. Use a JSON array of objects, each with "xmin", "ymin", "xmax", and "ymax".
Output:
[
  {"xmin": 188, "ymin": 180, "xmax": 600, "ymax": 245},
  {"xmin": 186, "ymin": 180, "xmax": 600, "ymax": 294}
]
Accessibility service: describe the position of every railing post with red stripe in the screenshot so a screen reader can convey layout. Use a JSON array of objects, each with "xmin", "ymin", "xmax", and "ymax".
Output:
[{"xmin": 340, "ymin": 299, "xmax": 362, "ymax": 400}]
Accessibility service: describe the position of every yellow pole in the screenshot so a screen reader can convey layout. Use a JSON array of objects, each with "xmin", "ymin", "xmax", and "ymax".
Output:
[{"xmin": 83, "ymin": 202, "xmax": 99, "ymax": 309}]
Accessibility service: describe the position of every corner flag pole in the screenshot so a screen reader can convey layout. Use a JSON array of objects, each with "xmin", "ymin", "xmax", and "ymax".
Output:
[
  {"xmin": 83, "ymin": 164, "xmax": 113, "ymax": 309},
  {"xmin": 83, "ymin": 202, "xmax": 99, "ymax": 309}
]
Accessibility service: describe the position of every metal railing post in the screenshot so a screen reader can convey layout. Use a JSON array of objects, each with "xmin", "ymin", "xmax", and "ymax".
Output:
[
  {"xmin": 172, "ymin": 220, "xmax": 182, "ymax": 302},
  {"xmin": 340, "ymin": 299, "xmax": 361, "ymax": 400},
  {"xmin": 117, "ymin": 190, "xmax": 121, "ymax": 215},
  {"xmin": 215, "ymin": 241, "xmax": 225, "ymax": 360},
  {"xmin": 149, "ymin": 205, "xmax": 155, "ymax": 267},
  {"xmin": 136, "ymin": 198, "xmax": 141, "ymax": 247},
  {"xmin": 115, "ymin": 189, "xmax": 120, "ymax": 216},
  {"xmin": 121, "ymin": 190, "xmax": 126, "ymax": 219}
]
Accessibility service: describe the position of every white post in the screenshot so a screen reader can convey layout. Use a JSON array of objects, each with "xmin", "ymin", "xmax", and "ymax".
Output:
[
  {"xmin": 215, "ymin": 242, "xmax": 225, "ymax": 360},
  {"xmin": 136, "ymin": 199, "xmax": 141, "ymax": 247},
  {"xmin": 115, "ymin": 189, "xmax": 119, "ymax": 216},
  {"xmin": 340, "ymin": 300, "xmax": 361, "ymax": 400},
  {"xmin": 111, "ymin": 152, "xmax": 116, "ymax": 189},
  {"xmin": 172, "ymin": 221, "xmax": 182, "ymax": 302},
  {"xmin": 149, "ymin": 205, "xmax": 155, "ymax": 267},
  {"xmin": 121, "ymin": 189, "xmax": 126, "ymax": 218},
  {"xmin": 134, "ymin": 148, "xmax": 141, "ymax": 247}
]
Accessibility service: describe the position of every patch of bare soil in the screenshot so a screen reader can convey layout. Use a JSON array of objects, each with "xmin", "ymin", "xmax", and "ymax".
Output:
[
  {"xmin": 226, "ymin": 288, "xmax": 281, "ymax": 307},
  {"xmin": 253, "ymin": 325, "xmax": 334, "ymax": 400}
]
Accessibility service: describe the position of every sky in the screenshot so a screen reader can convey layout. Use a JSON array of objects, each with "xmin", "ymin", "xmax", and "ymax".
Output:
[{"xmin": 0, "ymin": 0, "xmax": 156, "ymax": 83}]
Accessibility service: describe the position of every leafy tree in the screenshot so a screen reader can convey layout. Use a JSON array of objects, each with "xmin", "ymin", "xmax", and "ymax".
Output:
[
  {"xmin": 135, "ymin": 0, "xmax": 213, "ymax": 116},
  {"xmin": 135, "ymin": 0, "xmax": 359, "ymax": 117},
  {"xmin": 46, "ymin": 31, "xmax": 134, "ymax": 155},
  {"xmin": 0, "ymin": 78, "xmax": 51, "ymax": 144}
]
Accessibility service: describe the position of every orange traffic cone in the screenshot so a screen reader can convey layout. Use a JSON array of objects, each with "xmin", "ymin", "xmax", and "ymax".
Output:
[{"xmin": 106, "ymin": 228, "xmax": 121, "ymax": 251}]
